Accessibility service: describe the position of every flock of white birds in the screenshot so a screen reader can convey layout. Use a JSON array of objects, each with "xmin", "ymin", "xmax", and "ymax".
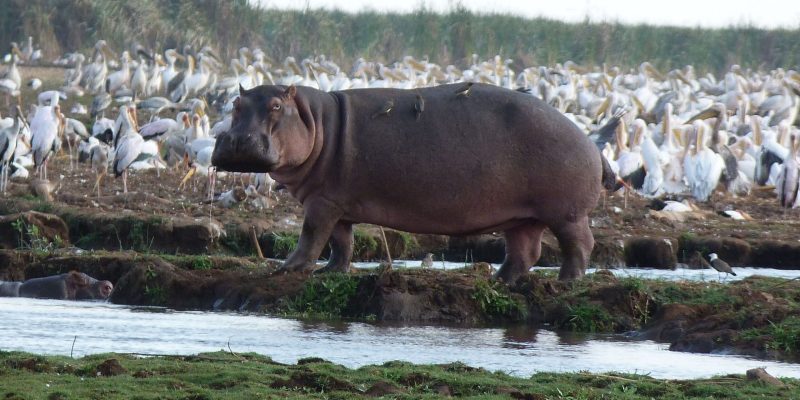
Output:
[{"xmin": 1, "ymin": 37, "xmax": 800, "ymax": 210}]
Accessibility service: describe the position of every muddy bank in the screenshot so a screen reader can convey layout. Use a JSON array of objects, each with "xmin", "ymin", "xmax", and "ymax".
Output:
[
  {"xmin": 2, "ymin": 249, "xmax": 799, "ymax": 362},
  {"xmin": 5, "ymin": 197, "xmax": 800, "ymax": 270}
]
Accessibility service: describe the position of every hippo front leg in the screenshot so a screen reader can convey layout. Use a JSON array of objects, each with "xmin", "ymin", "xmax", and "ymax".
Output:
[
  {"xmin": 281, "ymin": 200, "xmax": 343, "ymax": 272},
  {"xmin": 315, "ymin": 221, "xmax": 354, "ymax": 274}
]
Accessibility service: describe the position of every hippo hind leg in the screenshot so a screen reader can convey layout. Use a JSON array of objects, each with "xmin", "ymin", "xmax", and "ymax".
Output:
[
  {"xmin": 551, "ymin": 216, "xmax": 594, "ymax": 280},
  {"xmin": 315, "ymin": 221, "xmax": 353, "ymax": 274},
  {"xmin": 494, "ymin": 222, "xmax": 545, "ymax": 284}
]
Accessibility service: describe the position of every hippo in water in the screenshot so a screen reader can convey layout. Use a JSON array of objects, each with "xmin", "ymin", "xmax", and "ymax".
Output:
[
  {"xmin": 212, "ymin": 83, "xmax": 615, "ymax": 282},
  {"xmin": 0, "ymin": 271, "xmax": 113, "ymax": 300}
]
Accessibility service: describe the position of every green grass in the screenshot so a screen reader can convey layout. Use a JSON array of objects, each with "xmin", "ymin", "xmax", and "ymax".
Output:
[
  {"xmin": 562, "ymin": 302, "xmax": 615, "ymax": 332},
  {"xmin": 284, "ymin": 273, "xmax": 360, "ymax": 319},
  {"xmin": 353, "ymin": 228, "xmax": 378, "ymax": 259},
  {"xmin": 0, "ymin": 351, "xmax": 796, "ymax": 399},
  {"xmin": 472, "ymin": 279, "xmax": 527, "ymax": 320},
  {"xmin": 740, "ymin": 316, "xmax": 800, "ymax": 354},
  {"xmin": 270, "ymin": 232, "xmax": 299, "ymax": 258}
]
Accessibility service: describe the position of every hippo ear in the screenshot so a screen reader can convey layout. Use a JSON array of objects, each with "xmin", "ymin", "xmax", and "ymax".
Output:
[
  {"xmin": 284, "ymin": 85, "xmax": 297, "ymax": 99},
  {"xmin": 239, "ymin": 83, "xmax": 245, "ymax": 95}
]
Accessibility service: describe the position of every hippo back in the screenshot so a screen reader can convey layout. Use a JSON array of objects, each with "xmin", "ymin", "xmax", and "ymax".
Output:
[{"xmin": 316, "ymin": 83, "xmax": 601, "ymax": 234}]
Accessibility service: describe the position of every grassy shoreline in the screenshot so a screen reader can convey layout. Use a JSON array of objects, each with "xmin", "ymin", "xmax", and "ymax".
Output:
[{"xmin": 0, "ymin": 351, "xmax": 795, "ymax": 399}]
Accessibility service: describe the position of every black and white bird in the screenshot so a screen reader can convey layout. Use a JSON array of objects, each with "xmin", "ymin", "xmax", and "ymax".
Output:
[
  {"xmin": 0, "ymin": 105, "xmax": 25, "ymax": 194},
  {"xmin": 708, "ymin": 253, "xmax": 737, "ymax": 281}
]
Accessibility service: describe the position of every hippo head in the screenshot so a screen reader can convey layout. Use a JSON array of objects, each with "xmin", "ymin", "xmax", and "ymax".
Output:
[
  {"xmin": 212, "ymin": 85, "xmax": 316, "ymax": 173},
  {"xmin": 95, "ymin": 280, "xmax": 114, "ymax": 299}
]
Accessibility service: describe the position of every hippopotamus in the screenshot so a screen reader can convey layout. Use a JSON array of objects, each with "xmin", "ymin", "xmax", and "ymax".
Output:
[
  {"xmin": 212, "ymin": 83, "xmax": 615, "ymax": 282},
  {"xmin": 0, "ymin": 271, "xmax": 113, "ymax": 300}
]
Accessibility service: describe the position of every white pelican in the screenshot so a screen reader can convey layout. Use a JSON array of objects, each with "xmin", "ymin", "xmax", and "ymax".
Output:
[
  {"xmin": 684, "ymin": 121, "xmax": 724, "ymax": 202},
  {"xmin": 83, "ymin": 40, "xmax": 113, "ymax": 94},
  {"xmin": 180, "ymin": 138, "xmax": 216, "ymax": 199},
  {"xmin": 776, "ymin": 134, "xmax": 800, "ymax": 208},
  {"xmin": 131, "ymin": 57, "xmax": 148, "ymax": 97},
  {"xmin": 637, "ymin": 120, "xmax": 664, "ymax": 197},
  {"xmin": 615, "ymin": 118, "xmax": 643, "ymax": 182},
  {"xmin": 182, "ymin": 55, "xmax": 212, "ymax": 98},
  {"xmin": 106, "ymin": 51, "xmax": 131, "ymax": 94},
  {"xmin": 30, "ymin": 93, "xmax": 64, "ymax": 180},
  {"xmin": 161, "ymin": 49, "xmax": 184, "ymax": 93},
  {"xmin": 64, "ymin": 53, "xmax": 85, "ymax": 87}
]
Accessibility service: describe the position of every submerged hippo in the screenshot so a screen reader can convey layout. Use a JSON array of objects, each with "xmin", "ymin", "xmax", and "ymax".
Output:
[
  {"xmin": 212, "ymin": 83, "xmax": 615, "ymax": 282},
  {"xmin": 0, "ymin": 271, "xmax": 113, "ymax": 300}
]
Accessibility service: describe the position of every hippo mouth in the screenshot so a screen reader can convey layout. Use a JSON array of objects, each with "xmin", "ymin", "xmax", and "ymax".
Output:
[
  {"xmin": 100, "ymin": 283, "xmax": 114, "ymax": 299},
  {"xmin": 211, "ymin": 133, "xmax": 276, "ymax": 173},
  {"xmin": 212, "ymin": 159, "xmax": 275, "ymax": 173}
]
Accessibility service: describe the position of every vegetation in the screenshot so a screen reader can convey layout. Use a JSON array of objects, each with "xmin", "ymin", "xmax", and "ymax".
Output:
[
  {"xmin": 285, "ymin": 273, "xmax": 360, "ymax": 318},
  {"xmin": 562, "ymin": 302, "xmax": 615, "ymax": 332},
  {"xmin": 353, "ymin": 228, "xmax": 378, "ymax": 259},
  {"xmin": 1, "ymin": 0, "xmax": 800, "ymax": 73},
  {"xmin": 472, "ymin": 279, "xmax": 526, "ymax": 320},
  {"xmin": 0, "ymin": 350, "xmax": 796, "ymax": 399},
  {"xmin": 269, "ymin": 231, "xmax": 299, "ymax": 258},
  {"xmin": 11, "ymin": 217, "xmax": 62, "ymax": 255},
  {"xmin": 741, "ymin": 316, "xmax": 800, "ymax": 354}
]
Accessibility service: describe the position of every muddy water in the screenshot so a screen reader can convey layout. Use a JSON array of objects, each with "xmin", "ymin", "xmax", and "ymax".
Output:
[
  {"xmin": 354, "ymin": 261, "xmax": 800, "ymax": 282},
  {"xmin": 2, "ymin": 298, "xmax": 800, "ymax": 379}
]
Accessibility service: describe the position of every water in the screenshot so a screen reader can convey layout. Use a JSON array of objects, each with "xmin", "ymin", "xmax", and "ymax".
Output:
[
  {"xmin": 2, "ymin": 297, "xmax": 799, "ymax": 379},
  {"xmin": 354, "ymin": 260, "xmax": 800, "ymax": 282}
]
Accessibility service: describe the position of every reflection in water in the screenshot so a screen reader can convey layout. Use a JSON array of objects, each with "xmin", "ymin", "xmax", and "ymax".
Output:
[
  {"xmin": 2, "ymin": 297, "xmax": 800, "ymax": 379},
  {"xmin": 501, "ymin": 325, "xmax": 538, "ymax": 349},
  {"xmin": 555, "ymin": 330, "xmax": 592, "ymax": 346}
]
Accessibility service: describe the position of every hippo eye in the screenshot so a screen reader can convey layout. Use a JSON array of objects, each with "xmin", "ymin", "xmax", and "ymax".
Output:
[{"xmin": 272, "ymin": 103, "xmax": 281, "ymax": 111}]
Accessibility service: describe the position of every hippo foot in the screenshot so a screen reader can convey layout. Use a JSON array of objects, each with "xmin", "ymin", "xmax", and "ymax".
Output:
[
  {"xmin": 313, "ymin": 262, "xmax": 351, "ymax": 274},
  {"xmin": 493, "ymin": 265, "xmax": 526, "ymax": 285},
  {"xmin": 277, "ymin": 259, "xmax": 316, "ymax": 273},
  {"xmin": 557, "ymin": 266, "xmax": 585, "ymax": 281}
]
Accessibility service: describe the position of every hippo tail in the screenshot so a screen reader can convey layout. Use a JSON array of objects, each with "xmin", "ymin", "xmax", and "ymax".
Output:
[{"xmin": 600, "ymin": 153, "xmax": 618, "ymax": 192}]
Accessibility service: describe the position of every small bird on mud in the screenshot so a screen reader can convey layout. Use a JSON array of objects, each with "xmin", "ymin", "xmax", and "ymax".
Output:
[
  {"xmin": 455, "ymin": 82, "xmax": 474, "ymax": 97},
  {"xmin": 708, "ymin": 253, "xmax": 737, "ymax": 281},
  {"xmin": 414, "ymin": 94, "xmax": 425, "ymax": 121},
  {"xmin": 371, "ymin": 99, "xmax": 394, "ymax": 119},
  {"xmin": 421, "ymin": 253, "xmax": 434, "ymax": 268}
]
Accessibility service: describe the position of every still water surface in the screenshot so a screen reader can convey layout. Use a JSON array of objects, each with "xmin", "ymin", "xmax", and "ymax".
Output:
[
  {"xmin": 2, "ymin": 297, "xmax": 799, "ymax": 379},
  {"xmin": 354, "ymin": 261, "xmax": 800, "ymax": 282}
]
